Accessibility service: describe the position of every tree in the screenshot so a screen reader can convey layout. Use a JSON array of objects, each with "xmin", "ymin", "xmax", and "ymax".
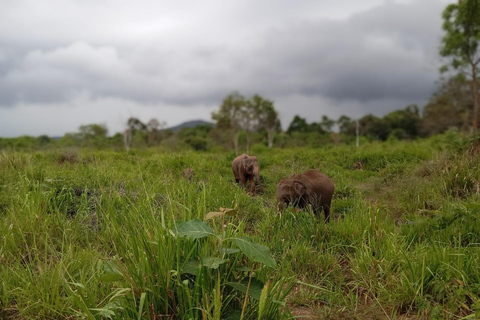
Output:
[
  {"xmin": 212, "ymin": 92, "xmax": 246, "ymax": 154},
  {"xmin": 146, "ymin": 118, "xmax": 167, "ymax": 146},
  {"xmin": 212, "ymin": 93, "xmax": 279, "ymax": 153},
  {"xmin": 251, "ymin": 95, "xmax": 280, "ymax": 149},
  {"xmin": 78, "ymin": 123, "xmax": 108, "ymax": 147},
  {"xmin": 178, "ymin": 124, "xmax": 212, "ymax": 151},
  {"xmin": 287, "ymin": 115, "xmax": 325, "ymax": 134},
  {"xmin": 287, "ymin": 115, "xmax": 309, "ymax": 133},
  {"xmin": 239, "ymin": 97, "xmax": 262, "ymax": 153},
  {"xmin": 358, "ymin": 114, "xmax": 390, "ymax": 141},
  {"xmin": 79, "ymin": 124, "xmax": 107, "ymax": 138},
  {"xmin": 124, "ymin": 117, "xmax": 146, "ymax": 151},
  {"xmin": 337, "ymin": 115, "xmax": 353, "ymax": 134},
  {"xmin": 320, "ymin": 115, "xmax": 335, "ymax": 133},
  {"xmin": 440, "ymin": 0, "xmax": 480, "ymax": 131},
  {"xmin": 383, "ymin": 105, "xmax": 420, "ymax": 139},
  {"xmin": 422, "ymin": 75, "xmax": 471, "ymax": 135},
  {"xmin": 38, "ymin": 135, "xmax": 51, "ymax": 146}
]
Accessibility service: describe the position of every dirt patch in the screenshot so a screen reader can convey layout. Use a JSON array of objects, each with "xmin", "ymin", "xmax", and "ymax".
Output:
[
  {"xmin": 289, "ymin": 305, "xmax": 317, "ymax": 319},
  {"xmin": 0, "ymin": 308, "xmax": 22, "ymax": 320}
]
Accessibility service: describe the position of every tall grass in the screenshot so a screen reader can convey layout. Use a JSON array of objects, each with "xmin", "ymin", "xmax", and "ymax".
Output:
[{"xmin": 1, "ymin": 132, "xmax": 480, "ymax": 319}]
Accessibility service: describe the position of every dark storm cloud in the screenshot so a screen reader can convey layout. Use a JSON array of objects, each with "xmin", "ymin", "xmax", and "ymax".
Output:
[
  {"xmin": 0, "ymin": 42, "xmax": 230, "ymax": 106},
  {"xmin": 0, "ymin": 0, "xmax": 449, "ymax": 115},
  {"xmin": 239, "ymin": 0, "xmax": 444, "ymax": 107}
]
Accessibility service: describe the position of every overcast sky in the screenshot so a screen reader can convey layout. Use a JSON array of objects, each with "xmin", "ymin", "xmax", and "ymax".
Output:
[{"xmin": 0, "ymin": 0, "xmax": 454, "ymax": 137}]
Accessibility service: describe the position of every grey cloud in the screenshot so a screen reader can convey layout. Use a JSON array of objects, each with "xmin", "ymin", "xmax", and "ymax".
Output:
[
  {"xmin": 0, "ymin": 42, "xmax": 221, "ymax": 106},
  {"xmin": 236, "ymin": 0, "xmax": 444, "ymax": 107},
  {"xmin": 0, "ymin": 0, "xmax": 450, "ymax": 119}
]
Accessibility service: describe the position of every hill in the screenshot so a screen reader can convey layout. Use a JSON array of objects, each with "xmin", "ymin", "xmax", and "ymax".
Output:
[{"xmin": 168, "ymin": 120, "xmax": 214, "ymax": 132}]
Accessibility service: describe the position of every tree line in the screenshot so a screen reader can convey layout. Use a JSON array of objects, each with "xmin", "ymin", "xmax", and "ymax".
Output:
[{"xmin": 0, "ymin": 78, "xmax": 474, "ymax": 152}]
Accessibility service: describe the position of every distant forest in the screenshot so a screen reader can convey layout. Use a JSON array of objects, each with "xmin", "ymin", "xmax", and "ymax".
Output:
[{"xmin": 0, "ymin": 73, "xmax": 477, "ymax": 152}]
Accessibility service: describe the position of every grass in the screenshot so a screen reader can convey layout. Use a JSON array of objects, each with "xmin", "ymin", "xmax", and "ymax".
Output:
[{"xmin": 1, "ymin": 131, "xmax": 480, "ymax": 319}]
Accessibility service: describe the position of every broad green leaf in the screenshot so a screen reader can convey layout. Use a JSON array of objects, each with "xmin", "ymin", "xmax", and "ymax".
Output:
[
  {"xmin": 100, "ymin": 273, "xmax": 123, "ymax": 282},
  {"xmin": 100, "ymin": 261, "xmax": 123, "ymax": 282},
  {"xmin": 201, "ymin": 256, "xmax": 228, "ymax": 269},
  {"xmin": 224, "ymin": 309, "xmax": 242, "ymax": 320},
  {"xmin": 227, "ymin": 278, "xmax": 264, "ymax": 301},
  {"xmin": 231, "ymin": 237, "xmax": 277, "ymax": 268},
  {"xmin": 90, "ymin": 300, "xmax": 123, "ymax": 319},
  {"xmin": 174, "ymin": 219, "xmax": 215, "ymax": 239},
  {"xmin": 236, "ymin": 266, "xmax": 252, "ymax": 272},
  {"xmin": 222, "ymin": 248, "xmax": 240, "ymax": 255},
  {"xmin": 181, "ymin": 259, "xmax": 201, "ymax": 275},
  {"xmin": 90, "ymin": 308, "xmax": 116, "ymax": 318}
]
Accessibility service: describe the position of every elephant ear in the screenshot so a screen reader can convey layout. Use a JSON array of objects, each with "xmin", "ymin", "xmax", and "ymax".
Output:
[{"xmin": 293, "ymin": 180, "xmax": 307, "ymax": 196}]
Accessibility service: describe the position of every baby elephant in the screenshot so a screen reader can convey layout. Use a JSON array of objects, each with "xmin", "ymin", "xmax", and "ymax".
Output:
[
  {"xmin": 276, "ymin": 169, "xmax": 335, "ymax": 223},
  {"xmin": 232, "ymin": 153, "xmax": 264, "ymax": 194}
]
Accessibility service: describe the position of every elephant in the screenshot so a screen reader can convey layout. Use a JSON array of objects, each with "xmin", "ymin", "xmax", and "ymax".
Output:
[
  {"xmin": 276, "ymin": 169, "xmax": 335, "ymax": 223},
  {"xmin": 232, "ymin": 153, "xmax": 264, "ymax": 194}
]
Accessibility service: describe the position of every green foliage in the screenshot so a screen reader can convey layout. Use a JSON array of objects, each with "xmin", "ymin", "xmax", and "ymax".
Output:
[
  {"xmin": 177, "ymin": 125, "xmax": 212, "ymax": 151},
  {"xmin": 422, "ymin": 75, "xmax": 472, "ymax": 136},
  {"xmin": 384, "ymin": 105, "xmax": 420, "ymax": 139},
  {"xmin": 440, "ymin": 0, "xmax": 480, "ymax": 131},
  {"xmin": 287, "ymin": 115, "xmax": 325, "ymax": 134},
  {"xmin": 358, "ymin": 114, "xmax": 391, "ymax": 141},
  {"xmin": 211, "ymin": 92, "xmax": 281, "ymax": 152},
  {"xmin": 441, "ymin": 0, "xmax": 480, "ymax": 69},
  {"xmin": 2, "ymin": 135, "xmax": 480, "ymax": 319}
]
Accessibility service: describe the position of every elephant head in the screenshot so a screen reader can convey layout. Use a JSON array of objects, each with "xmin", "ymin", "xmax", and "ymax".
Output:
[
  {"xmin": 276, "ymin": 169, "xmax": 334, "ymax": 223},
  {"xmin": 276, "ymin": 180, "xmax": 307, "ymax": 211},
  {"xmin": 242, "ymin": 156, "xmax": 263, "ymax": 190}
]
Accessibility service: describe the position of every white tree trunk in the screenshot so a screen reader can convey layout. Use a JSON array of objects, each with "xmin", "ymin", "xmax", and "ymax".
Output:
[
  {"xmin": 123, "ymin": 129, "xmax": 132, "ymax": 152},
  {"xmin": 471, "ymin": 63, "xmax": 479, "ymax": 132},
  {"xmin": 267, "ymin": 128, "xmax": 274, "ymax": 149},
  {"xmin": 233, "ymin": 131, "xmax": 239, "ymax": 155},
  {"xmin": 356, "ymin": 120, "xmax": 359, "ymax": 148}
]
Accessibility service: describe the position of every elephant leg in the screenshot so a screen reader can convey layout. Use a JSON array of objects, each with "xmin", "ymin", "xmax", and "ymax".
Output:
[
  {"xmin": 324, "ymin": 206, "xmax": 331, "ymax": 223},
  {"xmin": 249, "ymin": 178, "xmax": 255, "ymax": 195},
  {"xmin": 313, "ymin": 206, "xmax": 321, "ymax": 218},
  {"xmin": 240, "ymin": 175, "xmax": 247, "ymax": 189}
]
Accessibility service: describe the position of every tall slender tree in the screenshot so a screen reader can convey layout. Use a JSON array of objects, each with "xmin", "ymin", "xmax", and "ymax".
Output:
[
  {"xmin": 320, "ymin": 115, "xmax": 335, "ymax": 133},
  {"xmin": 250, "ymin": 95, "xmax": 280, "ymax": 150},
  {"xmin": 440, "ymin": 0, "xmax": 480, "ymax": 131},
  {"xmin": 124, "ymin": 117, "xmax": 146, "ymax": 151},
  {"xmin": 212, "ymin": 92, "xmax": 246, "ymax": 154}
]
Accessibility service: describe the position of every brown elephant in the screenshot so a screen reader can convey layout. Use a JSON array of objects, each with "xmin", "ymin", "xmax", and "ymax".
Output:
[
  {"xmin": 232, "ymin": 153, "xmax": 264, "ymax": 194},
  {"xmin": 276, "ymin": 169, "xmax": 335, "ymax": 223}
]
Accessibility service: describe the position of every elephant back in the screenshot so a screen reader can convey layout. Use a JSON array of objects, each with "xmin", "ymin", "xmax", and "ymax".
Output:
[{"xmin": 301, "ymin": 170, "xmax": 335, "ymax": 203}]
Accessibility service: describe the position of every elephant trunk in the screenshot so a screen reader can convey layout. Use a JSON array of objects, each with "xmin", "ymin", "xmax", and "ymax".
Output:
[{"xmin": 253, "ymin": 166, "xmax": 264, "ymax": 190}]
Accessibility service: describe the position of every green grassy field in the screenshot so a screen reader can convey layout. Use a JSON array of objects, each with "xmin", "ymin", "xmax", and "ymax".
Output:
[{"xmin": 1, "ymin": 131, "xmax": 480, "ymax": 319}]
